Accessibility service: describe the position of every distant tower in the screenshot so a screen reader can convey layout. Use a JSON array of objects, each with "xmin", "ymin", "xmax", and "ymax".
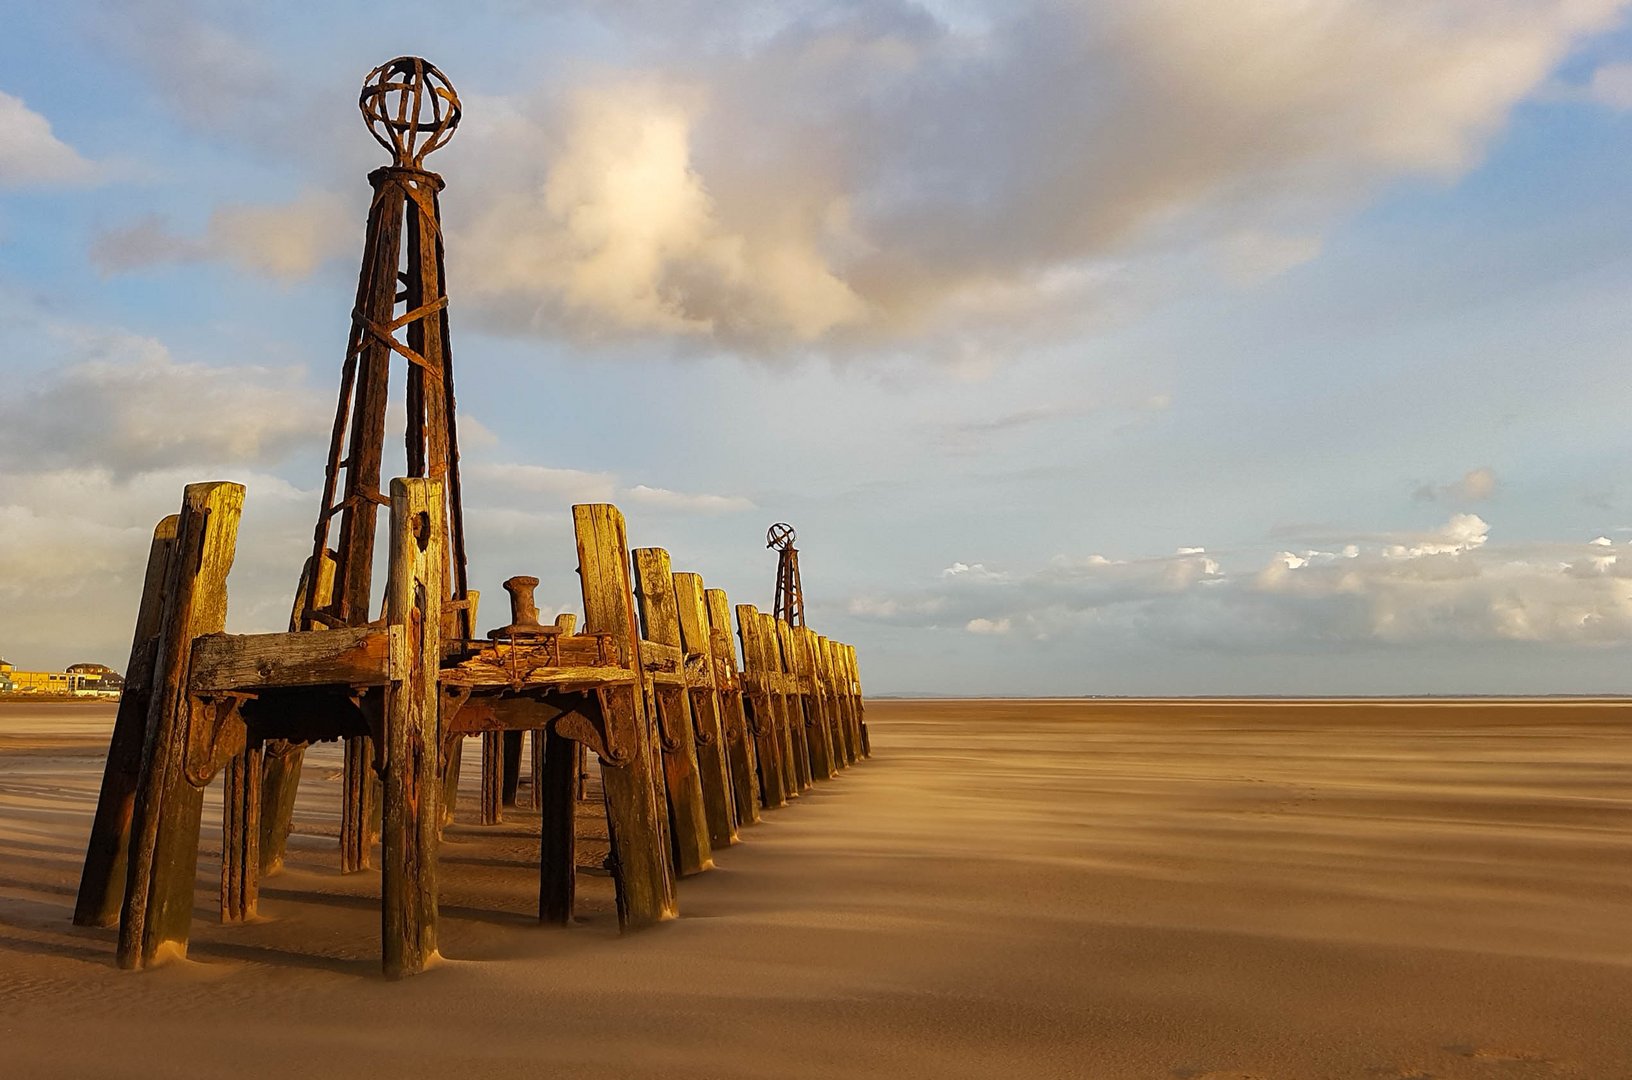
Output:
[{"xmin": 768, "ymin": 522, "xmax": 804, "ymax": 627}]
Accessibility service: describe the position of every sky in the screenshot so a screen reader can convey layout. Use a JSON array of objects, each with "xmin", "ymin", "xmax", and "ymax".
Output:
[{"xmin": 2, "ymin": 0, "xmax": 1632, "ymax": 695}]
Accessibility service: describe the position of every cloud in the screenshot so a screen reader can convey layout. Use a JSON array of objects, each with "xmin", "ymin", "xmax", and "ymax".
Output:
[
  {"xmin": 621, "ymin": 484, "xmax": 755, "ymax": 514},
  {"xmin": 0, "ymin": 90, "xmax": 98, "ymax": 188},
  {"xmin": 92, "ymin": 192, "xmax": 352, "ymax": 280},
  {"xmin": 465, "ymin": 462, "xmax": 619, "ymax": 503},
  {"xmin": 448, "ymin": 0, "xmax": 1622, "ymax": 354},
  {"xmin": 1562, "ymin": 59, "xmax": 1632, "ymax": 108},
  {"xmin": 849, "ymin": 515, "xmax": 1632, "ymax": 649},
  {"xmin": 1412, "ymin": 466, "xmax": 1500, "ymax": 504},
  {"xmin": 0, "ymin": 332, "xmax": 326, "ymax": 477}
]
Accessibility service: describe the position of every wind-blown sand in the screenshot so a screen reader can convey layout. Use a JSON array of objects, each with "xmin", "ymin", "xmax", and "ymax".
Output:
[{"xmin": 1, "ymin": 698, "xmax": 1628, "ymax": 1079}]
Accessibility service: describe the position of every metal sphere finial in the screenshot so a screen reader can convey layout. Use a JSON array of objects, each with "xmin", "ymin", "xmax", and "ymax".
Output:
[
  {"xmin": 767, "ymin": 522, "xmax": 797, "ymax": 551},
  {"xmin": 360, "ymin": 56, "xmax": 461, "ymax": 168}
]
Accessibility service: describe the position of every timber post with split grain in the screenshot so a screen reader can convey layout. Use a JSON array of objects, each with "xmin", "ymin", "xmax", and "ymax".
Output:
[{"xmin": 73, "ymin": 54, "xmax": 872, "ymax": 978}]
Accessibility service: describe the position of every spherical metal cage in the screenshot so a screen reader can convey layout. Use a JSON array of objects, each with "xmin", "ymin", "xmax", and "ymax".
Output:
[
  {"xmin": 360, "ymin": 56, "xmax": 461, "ymax": 168},
  {"xmin": 766, "ymin": 522, "xmax": 797, "ymax": 551}
]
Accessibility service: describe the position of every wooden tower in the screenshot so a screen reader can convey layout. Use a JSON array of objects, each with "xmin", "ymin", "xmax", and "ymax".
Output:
[
  {"xmin": 274, "ymin": 56, "xmax": 473, "ymax": 874},
  {"xmin": 768, "ymin": 522, "xmax": 804, "ymax": 628}
]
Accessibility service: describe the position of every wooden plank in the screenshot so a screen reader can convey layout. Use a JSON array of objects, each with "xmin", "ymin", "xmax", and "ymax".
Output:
[
  {"xmin": 381, "ymin": 477, "xmax": 444, "ymax": 978},
  {"xmin": 673, "ymin": 573, "xmax": 737, "ymax": 848},
  {"xmin": 707, "ymin": 588, "xmax": 759, "ymax": 826},
  {"xmin": 736, "ymin": 605, "xmax": 789, "ymax": 808},
  {"xmin": 633, "ymin": 548, "xmax": 712, "ymax": 877},
  {"xmin": 573, "ymin": 504, "xmax": 676, "ymax": 929},
  {"xmin": 118, "ymin": 481, "xmax": 244, "ymax": 969},
  {"xmin": 188, "ymin": 626, "xmax": 392, "ymax": 691},
  {"xmin": 74, "ymin": 514, "xmax": 178, "ymax": 928}
]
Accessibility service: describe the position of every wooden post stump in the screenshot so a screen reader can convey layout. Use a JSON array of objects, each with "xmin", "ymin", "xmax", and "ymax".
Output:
[
  {"xmin": 708, "ymin": 589, "xmax": 760, "ymax": 825},
  {"xmin": 74, "ymin": 514, "xmax": 178, "ymax": 927},
  {"xmin": 573, "ymin": 504, "xmax": 676, "ymax": 929},
  {"xmin": 633, "ymin": 548, "xmax": 712, "ymax": 877},
  {"xmin": 775, "ymin": 617, "xmax": 815, "ymax": 789},
  {"xmin": 673, "ymin": 573, "xmax": 737, "ymax": 848},
  {"xmin": 480, "ymin": 730, "xmax": 504, "ymax": 824},
  {"xmin": 793, "ymin": 625, "xmax": 836, "ymax": 781},
  {"xmin": 221, "ymin": 742, "xmax": 262, "ymax": 923},
  {"xmin": 381, "ymin": 478, "xmax": 444, "ymax": 978},
  {"xmin": 736, "ymin": 605, "xmax": 789, "ymax": 808},
  {"xmin": 117, "ymin": 481, "xmax": 245, "ymax": 969}
]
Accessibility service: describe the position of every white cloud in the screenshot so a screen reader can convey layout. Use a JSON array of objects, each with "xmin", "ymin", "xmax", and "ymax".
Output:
[
  {"xmin": 465, "ymin": 462, "xmax": 619, "ymax": 503},
  {"xmin": 93, "ymin": 192, "xmax": 352, "ymax": 280},
  {"xmin": 621, "ymin": 484, "xmax": 755, "ymax": 514},
  {"xmin": 1572, "ymin": 60, "xmax": 1632, "ymax": 108},
  {"xmin": 1413, "ymin": 466, "xmax": 1500, "ymax": 504},
  {"xmin": 0, "ymin": 332, "xmax": 325, "ymax": 477},
  {"xmin": 0, "ymin": 90, "xmax": 98, "ymax": 188},
  {"xmin": 849, "ymin": 514, "xmax": 1632, "ymax": 648}
]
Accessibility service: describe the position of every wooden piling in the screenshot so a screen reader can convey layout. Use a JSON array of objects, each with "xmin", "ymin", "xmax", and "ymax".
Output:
[
  {"xmin": 537, "ymin": 725, "xmax": 576, "ymax": 924},
  {"xmin": 573, "ymin": 504, "xmax": 676, "ymax": 929},
  {"xmin": 117, "ymin": 481, "xmax": 244, "ymax": 969},
  {"xmin": 381, "ymin": 478, "xmax": 444, "ymax": 978},
  {"xmin": 221, "ymin": 741, "xmax": 262, "ymax": 923},
  {"xmin": 480, "ymin": 730, "xmax": 504, "ymax": 824},
  {"xmin": 74, "ymin": 514, "xmax": 178, "ymax": 927},
  {"xmin": 736, "ymin": 605, "xmax": 789, "ymax": 808},
  {"xmin": 672, "ymin": 573, "xmax": 737, "ymax": 848},
  {"xmin": 633, "ymin": 548, "xmax": 713, "ymax": 877},
  {"xmin": 707, "ymin": 588, "xmax": 760, "ymax": 826},
  {"xmin": 794, "ymin": 626, "xmax": 836, "ymax": 781},
  {"xmin": 762, "ymin": 614, "xmax": 805, "ymax": 795},
  {"xmin": 774, "ymin": 618, "xmax": 815, "ymax": 789}
]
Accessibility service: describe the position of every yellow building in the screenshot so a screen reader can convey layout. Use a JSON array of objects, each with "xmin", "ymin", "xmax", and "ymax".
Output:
[{"xmin": 0, "ymin": 658, "xmax": 120, "ymax": 696}]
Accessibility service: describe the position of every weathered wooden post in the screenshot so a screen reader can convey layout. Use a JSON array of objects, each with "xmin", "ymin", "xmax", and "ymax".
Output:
[
  {"xmin": 74, "ymin": 515, "xmax": 178, "ymax": 927},
  {"xmin": 673, "ymin": 572, "xmax": 738, "ymax": 848},
  {"xmin": 632, "ymin": 548, "xmax": 713, "ymax": 876},
  {"xmin": 381, "ymin": 477, "xmax": 445, "ymax": 978},
  {"xmin": 117, "ymin": 481, "xmax": 245, "ymax": 969},
  {"xmin": 708, "ymin": 588, "xmax": 761, "ymax": 825},
  {"xmin": 775, "ymin": 617, "xmax": 818, "ymax": 787},
  {"xmin": 819, "ymin": 635, "xmax": 854, "ymax": 766},
  {"xmin": 763, "ymin": 613, "xmax": 808, "ymax": 794},
  {"xmin": 221, "ymin": 741, "xmax": 262, "ymax": 923},
  {"xmin": 574, "ymin": 505, "xmax": 677, "ymax": 927},
  {"xmin": 794, "ymin": 625, "xmax": 836, "ymax": 781},
  {"xmin": 737, "ymin": 605, "xmax": 790, "ymax": 807},
  {"xmin": 847, "ymin": 644, "xmax": 871, "ymax": 756}
]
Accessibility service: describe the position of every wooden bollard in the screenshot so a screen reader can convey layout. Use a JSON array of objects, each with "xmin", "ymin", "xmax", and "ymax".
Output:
[
  {"xmin": 573, "ymin": 505, "xmax": 676, "ymax": 928},
  {"xmin": 776, "ymin": 618, "xmax": 818, "ymax": 787},
  {"xmin": 74, "ymin": 514, "xmax": 179, "ymax": 927},
  {"xmin": 117, "ymin": 481, "xmax": 245, "ymax": 969},
  {"xmin": 819, "ymin": 636, "xmax": 854, "ymax": 766},
  {"xmin": 736, "ymin": 605, "xmax": 789, "ymax": 807},
  {"xmin": 707, "ymin": 588, "xmax": 761, "ymax": 826},
  {"xmin": 672, "ymin": 572, "xmax": 738, "ymax": 848},
  {"xmin": 381, "ymin": 477, "xmax": 444, "ymax": 978},
  {"xmin": 632, "ymin": 548, "xmax": 713, "ymax": 877}
]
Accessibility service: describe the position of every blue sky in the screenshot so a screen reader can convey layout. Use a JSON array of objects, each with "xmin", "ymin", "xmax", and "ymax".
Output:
[{"xmin": 3, "ymin": 1, "xmax": 1632, "ymax": 694}]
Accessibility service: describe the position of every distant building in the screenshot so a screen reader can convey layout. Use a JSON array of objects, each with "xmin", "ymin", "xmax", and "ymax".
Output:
[{"xmin": 0, "ymin": 657, "xmax": 122, "ymax": 696}]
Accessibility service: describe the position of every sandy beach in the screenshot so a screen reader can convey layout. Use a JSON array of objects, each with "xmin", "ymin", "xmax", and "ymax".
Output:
[{"xmin": 1, "ymin": 698, "xmax": 1629, "ymax": 1079}]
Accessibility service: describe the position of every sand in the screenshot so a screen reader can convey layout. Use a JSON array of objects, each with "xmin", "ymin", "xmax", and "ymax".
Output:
[{"xmin": 1, "ymin": 698, "xmax": 1629, "ymax": 1079}]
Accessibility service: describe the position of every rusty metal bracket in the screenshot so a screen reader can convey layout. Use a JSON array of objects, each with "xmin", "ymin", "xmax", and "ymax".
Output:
[{"xmin": 184, "ymin": 691, "xmax": 255, "ymax": 787}]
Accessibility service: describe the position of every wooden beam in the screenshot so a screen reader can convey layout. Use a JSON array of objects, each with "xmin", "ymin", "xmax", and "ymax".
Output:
[
  {"xmin": 188, "ymin": 626, "xmax": 392, "ymax": 692},
  {"xmin": 381, "ymin": 477, "xmax": 444, "ymax": 978},
  {"xmin": 633, "ymin": 548, "xmax": 712, "ymax": 877},
  {"xmin": 118, "ymin": 481, "xmax": 245, "ymax": 969},
  {"xmin": 573, "ymin": 504, "xmax": 676, "ymax": 929},
  {"xmin": 673, "ymin": 573, "xmax": 737, "ymax": 848},
  {"xmin": 74, "ymin": 513, "xmax": 178, "ymax": 928}
]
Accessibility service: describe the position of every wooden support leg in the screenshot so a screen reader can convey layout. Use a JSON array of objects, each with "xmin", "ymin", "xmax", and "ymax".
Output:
[
  {"xmin": 258, "ymin": 746, "xmax": 304, "ymax": 875},
  {"xmin": 340, "ymin": 735, "xmax": 373, "ymax": 872},
  {"xmin": 117, "ymin": 482, "xmax": 244, "ymax": 970},
  {"xmin": 576, "ymin": 742, "xmax": 588, "ymax": 801},
  {"xmin": 538, "ymin": 726, "xmax": 577, "ymax": 924},
  {"xmin": 574, "ymin": 504, "xmax": 676, "ymax": 930},
  {"xmin": 502, "ymin": 730, "xmax": 523, "ymax": 807},
  {"xmin": 441, "ymin": 738, "xmax": 462, "ymax": 825},
  {"xmin": 530, "ymin": 728, "xmax": 546, "ymax": 809},
  {"xmin": 480, "ymin": 730, "xmax": 503, "ymax": 825},
  {"xmin": 221, "ymin": 743, "xmax": 262, "ymax": 923},
  {"xmin": 655, "ymin": 686, "xmax": 713, "ymax": 875},
  {"xmin": 671, "ymin": 573, "xmax": 737, "ymax": 848},
  {"xmin": 75, "ymin": 514, "xmax": 178, "ymax": 927},
  {"xmin": 736, "ymin": 606, "xmax": 787, "ymax": 809},
  {"xmin": 774, "ymin": 620, "xmax": 815, "ymax": 791},
  {"xmin": 382, "ymin": 478, "xmax": 444, "ymax": 978}
]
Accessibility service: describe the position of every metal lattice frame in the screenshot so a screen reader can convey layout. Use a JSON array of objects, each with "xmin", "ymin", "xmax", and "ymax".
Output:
[{"xmin": 768, "ymin": 522, "xmax": 804, "ymax": 628}]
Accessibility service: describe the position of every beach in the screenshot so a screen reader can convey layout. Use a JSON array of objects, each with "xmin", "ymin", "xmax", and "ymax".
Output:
[{"xmin": 0, "ymin": 698, "xmax": 1628, "ymax": 1079}]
